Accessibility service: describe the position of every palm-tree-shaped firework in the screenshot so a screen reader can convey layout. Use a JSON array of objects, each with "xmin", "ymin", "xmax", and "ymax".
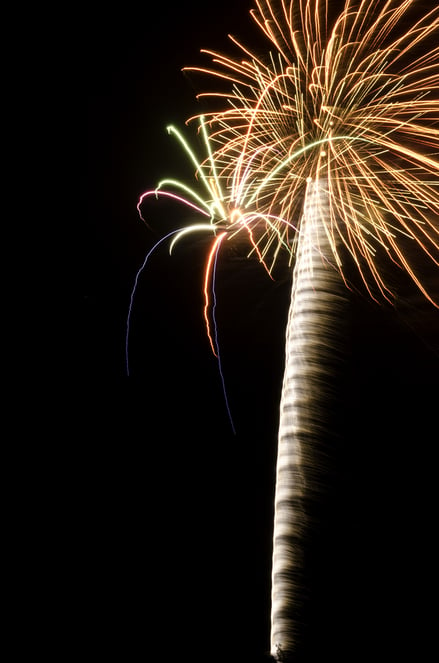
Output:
[{"xmin": 129, "ymin": 1, "xmax": 438, "ymax": 660}]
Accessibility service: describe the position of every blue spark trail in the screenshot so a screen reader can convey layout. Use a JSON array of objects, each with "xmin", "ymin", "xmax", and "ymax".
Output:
[
  {"xmin": 125, "ymin": 230, "xmax": 181, "ymax": 377},
  {"xmin": 212, "ymin": 241, "xmax": 237, "ymax": 435}
]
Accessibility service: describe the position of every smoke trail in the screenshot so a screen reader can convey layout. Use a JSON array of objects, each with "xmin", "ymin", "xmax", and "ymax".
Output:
[{"xmin": 271, "ymin": 179, "xmax": 349, "ymax": 660}]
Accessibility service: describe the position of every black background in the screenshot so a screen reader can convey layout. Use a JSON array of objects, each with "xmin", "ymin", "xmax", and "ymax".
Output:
[{"xmin": 80, "ymin": 2, "xmax": 438, "ymax": 661}]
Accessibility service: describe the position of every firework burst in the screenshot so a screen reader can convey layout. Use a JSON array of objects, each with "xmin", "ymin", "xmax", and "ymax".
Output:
[
  {"xmin": 184, "ymin": 0, "xmax": 439, "ymax": 307},
  {"xmin": 181, "ymin": 1, "xmax": 439, "ymax": 659},
  {"xmin": 126, "ymin": 116, "xmax": 295, "ymax": 432}
]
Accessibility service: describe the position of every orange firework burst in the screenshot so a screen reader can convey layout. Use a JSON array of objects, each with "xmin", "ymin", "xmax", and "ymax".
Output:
[
  {"xmin": 184, "ymin": 0, "xmax": 439, "ymax": 307},
  {"xmin": 179, "ymin": 2, "xmax": 439, "ymax": 660}
]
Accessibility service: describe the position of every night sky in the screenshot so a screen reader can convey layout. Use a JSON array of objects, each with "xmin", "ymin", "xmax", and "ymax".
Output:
[{"xmin": 82, "ymin": 3, "xmax": 438, "ymax": 661}]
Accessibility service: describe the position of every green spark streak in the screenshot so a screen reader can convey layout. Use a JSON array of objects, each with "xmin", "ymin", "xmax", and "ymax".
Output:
[
  {"xmin": 169, "ymin": 224, "xmax": 219, "ymax": 254},
  {"xmin": 199, "ymin": 115, "xmax": 227, "ymax": 218},
  {"xmin": 243, "ymin": 135, "xmax": 373, "ymax": 206},
  {"xmin": 155, "ymin": 179, "xmax": 212, "ymax": 212},
  {"xmin": 167, "ymin": 120, "xmax": 226, "ymax": 221}
]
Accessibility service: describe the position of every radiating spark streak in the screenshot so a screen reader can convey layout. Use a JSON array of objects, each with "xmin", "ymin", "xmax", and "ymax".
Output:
[
  {"xmin": 137, "ymin": 190, "xmax": 210, "ymax": 223},
  {"xmin": 125, "ymin": 229, "xmax": 182, "ymax": 377},
  {"xmin": 154, "ymin": 179, "xmax": 213, "ymax": 215},
  {"xmin": 244, "ymin": 135, "xmax": 373, "ymax": 206},
  {"xmin": 200, "ymin": 115, "xmax": 226, "ymax": 214},
  {"xmin": 166, "ymin": 124, "xmax": 210, "ymax": 182},
  {"xmin": 168, "ymin": 224, "xmax": 221, "ymax": 254},
  {"xmin": 203, "ymin": 232, "xmax": 228, "ymax": 356},
  {"xmin": 211, "ymin": 235, "xmax": 237, "ymax": 435},
  {"xmin": 166, "ymin": 123, "xmax": 224, "ymax": 217}
]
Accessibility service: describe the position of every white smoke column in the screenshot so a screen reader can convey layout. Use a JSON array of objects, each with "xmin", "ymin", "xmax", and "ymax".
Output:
[{"xmin": 271, "ymin": 177, "xmax": 348, "ymax": 661}]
